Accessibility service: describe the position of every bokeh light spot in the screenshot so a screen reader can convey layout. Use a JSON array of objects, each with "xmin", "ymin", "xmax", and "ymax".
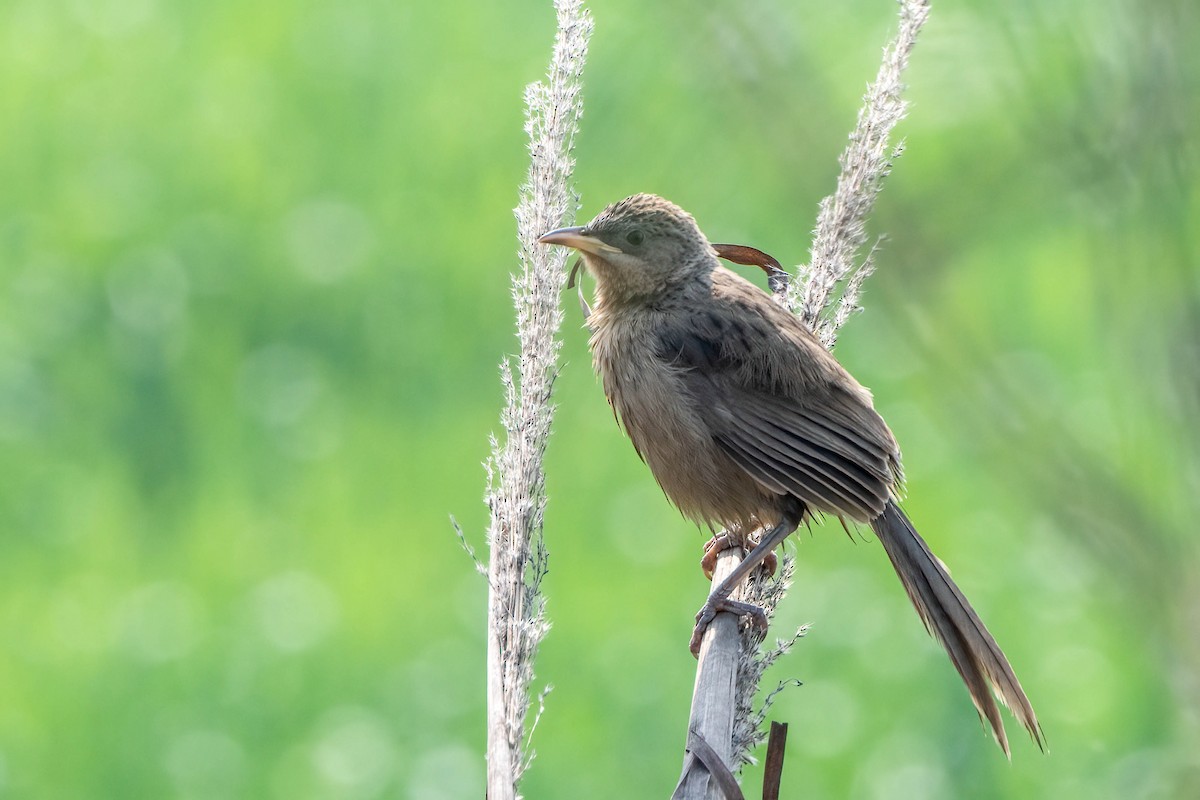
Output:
[
  {"xmin": 107, "ymin": 249, "xmax": 188, "ymax": 334},
  {"xmin": 406, "ymin": 743, "xmax": 480, "ymax": 800},
  {"xmin": 252, "ymin": 571, "xmax": 340, "ymax": 653},
  {"xmin": 312, "ymin": 707, "xmax": 398, "ymax": 799},
  {"xmin": 284, "ymin": 199, "xmax": 375, "ymax": 284},
  {"xmin": 164, "ymin": 729, "xmax": 247, "ymax": 797},
  {"xmin": 115, "ymin": 581, "xmax": 204, "ymax": 662},
  {"xmin": 239, "ymin": 345, "xmax": 322, "ymax": 428}
]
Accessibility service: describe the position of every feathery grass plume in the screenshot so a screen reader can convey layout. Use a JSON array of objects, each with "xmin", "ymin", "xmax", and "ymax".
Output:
[
  {"xmin": 730, "ymin": 0, "xmax": 931, "ymax": 772},
  {"xmin": 730, "ymin": 555, "xmax": 808, "ymax": 769},
  {"xmin": 483, "ymin": 2, "xmax": 591, "ymax": 798},
  {"xmin": 791, "ymin": 0, "xmax": 931, "ymax": 350}
]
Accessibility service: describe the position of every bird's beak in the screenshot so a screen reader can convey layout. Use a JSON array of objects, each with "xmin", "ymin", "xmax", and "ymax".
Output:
[{"xmin": 537, "ymin": 227, "xmax": 623, "ymax": 255}]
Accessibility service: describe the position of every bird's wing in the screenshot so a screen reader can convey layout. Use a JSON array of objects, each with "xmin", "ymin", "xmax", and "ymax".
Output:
[{"xmin": 656, "ymin": 276, "xmax": 899, "ymax": 523}]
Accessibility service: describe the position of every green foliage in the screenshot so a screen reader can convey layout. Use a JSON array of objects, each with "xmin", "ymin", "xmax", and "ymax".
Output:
[{"xmin": 0, "ymin": 0, "xmax": 1195, "ymax": 797}]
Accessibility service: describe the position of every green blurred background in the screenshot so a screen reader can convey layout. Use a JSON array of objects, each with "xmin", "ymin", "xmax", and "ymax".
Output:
[{"xmin": 1, "ymin": 0, "xmax": 1196, "ymax": 797}]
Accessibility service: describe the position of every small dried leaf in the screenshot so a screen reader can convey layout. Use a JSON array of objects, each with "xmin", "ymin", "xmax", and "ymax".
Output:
[{"xmin": 713, "ymin": 243, "xmax": 791, "ymax": 295}]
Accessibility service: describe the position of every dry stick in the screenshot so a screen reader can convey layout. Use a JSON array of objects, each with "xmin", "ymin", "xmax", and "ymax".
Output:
[
  {"xmin": 761, "ymin": 722, "xmax": 789, "ymax": 800},
  {"xmin": 681, "ymin": 1, "xmax": 933, "ymax": 794},
  {"xmin": 483, "ymin": 2, "xmax": 592, "ymax": 799},
  {"xmin": 674, "ymin": 550, "xmax": 746, "ymax": 800}
]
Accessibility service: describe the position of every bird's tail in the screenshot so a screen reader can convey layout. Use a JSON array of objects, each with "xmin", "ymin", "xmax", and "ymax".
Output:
[{"xmin": 870, "ymin": 501, "xmax": 1044, "ymax": 757}]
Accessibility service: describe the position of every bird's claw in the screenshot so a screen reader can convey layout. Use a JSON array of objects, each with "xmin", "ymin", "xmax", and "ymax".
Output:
[
  {"xmin": 701, "ymin": 533, "xmax": 778, "ymax": 581},
  {"xmin": 689, "ymin": 604, "xmax": 718, "ymax": 655},
  {"xmin": 689, "ymin": 593, "xmax": 770, "ymax": 657},
  {"xmin": 700, "ymin": 534, "xmax": 732, "ymax": 580}
]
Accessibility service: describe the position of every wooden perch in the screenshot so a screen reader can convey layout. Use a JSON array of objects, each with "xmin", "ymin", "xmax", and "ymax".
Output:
[{"xmin": 673, "ymin": 548, "xmax": 746, "ymax": 800}]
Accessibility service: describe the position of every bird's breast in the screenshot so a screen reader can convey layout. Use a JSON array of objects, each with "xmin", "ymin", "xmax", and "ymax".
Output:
[
  {"xmin": 590, "ymin": 314, "xmax": 699, "ymax": 456},
  {"xmin": 588, "ymin": 310, "xmax": 776, "ymax": 530}
]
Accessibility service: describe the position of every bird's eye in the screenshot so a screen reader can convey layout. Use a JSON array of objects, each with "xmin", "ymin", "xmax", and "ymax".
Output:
[{"xmin": 626, "ymin": 230, "xmax": 644, "ymax": 247}]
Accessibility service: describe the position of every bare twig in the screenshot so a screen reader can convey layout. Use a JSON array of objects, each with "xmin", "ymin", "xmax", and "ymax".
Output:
[
  {"xmin": 483, "ymin": 2, "xmax": 592, "ymax": 798},
  {"xmin": 762, "ymin": 722, "xmax": 790, "ymax": 800}
]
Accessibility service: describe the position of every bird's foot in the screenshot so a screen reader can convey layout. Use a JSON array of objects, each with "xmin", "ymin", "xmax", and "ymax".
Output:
[
  {"xmin": 699, "ymin": 534, "xmax": 733, "ymax": 580},
  {"xmin": 701, "ymin": 533, "xmax": 778, "ymax": 581},
  {"xmin": 689, "ymin": 589, "xmax": 768, "ymax": 657},
  {"xmin": 690, "ymin": 514, "xmax": 801, "ymax": 657}
]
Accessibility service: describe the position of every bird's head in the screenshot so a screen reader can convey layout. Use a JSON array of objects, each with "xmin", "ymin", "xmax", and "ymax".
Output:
[{"xmin": 538, "ymin": 194, "xmax": 717, "ymax": 305}]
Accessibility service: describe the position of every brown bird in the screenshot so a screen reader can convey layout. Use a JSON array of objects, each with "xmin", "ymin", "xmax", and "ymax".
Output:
[{"xmin": 539, "ymin": 193, "xmax": 1043, "ymax": 756}]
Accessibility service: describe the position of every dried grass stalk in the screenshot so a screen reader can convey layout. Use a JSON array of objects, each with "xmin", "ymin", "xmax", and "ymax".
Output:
[{"xmin": 483, "ymin": 3, "xmax": 592, "ymax": 798}]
